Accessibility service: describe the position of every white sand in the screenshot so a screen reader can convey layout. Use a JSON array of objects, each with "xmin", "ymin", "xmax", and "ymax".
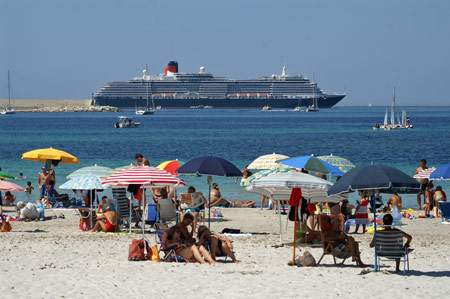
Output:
[{"xmin": 0, "ymin": 207, "xmax": 449, "ymax": 298}]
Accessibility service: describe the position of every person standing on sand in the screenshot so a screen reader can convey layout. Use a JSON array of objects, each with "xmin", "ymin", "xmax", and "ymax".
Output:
[
  {"xmin": 38, "ymin": 167, "xmax": 49, "ymax": 199},
  {"xmin": 414, "ymin": 159, "xmax": 428, "ymax": 210}
]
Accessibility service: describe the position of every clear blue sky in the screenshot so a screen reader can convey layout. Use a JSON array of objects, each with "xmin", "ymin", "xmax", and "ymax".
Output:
[{"xmin": 1, "ymin": 0, "xmax": 449, "ymax": 105}]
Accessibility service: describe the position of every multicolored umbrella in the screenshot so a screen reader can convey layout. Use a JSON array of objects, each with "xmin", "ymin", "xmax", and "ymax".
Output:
[
  {"xmin": 102, "ymin": 166, "xmax": 186, "ymax": 188},
  {"xmin": 67, "ymin": 165, "xmax": 113, "ymax": 179},
  {"xmin": 318, "ymin": 154, "xmax": 356, "ymax": 173},
  {"xmin": 247, "ymin": 153, "xmax": 290, "ymax": 170},
  {"xmin": 156, "ymin": 159, "xmax": 185, "ymax": 175},
  {"xmin": 60, "ymin": 174, "xmax": 105, "ymax": 190},
  {"xmin": 0, "ymin": 171, "xmax": 15, "ymax": 180},
  {"xmin": 0, "ymin": 181, "xmax": 26, "ymax": 192},
  {"xmin": 22, "ymin": 147, "xmax": 79, "ymax": 164},
  {"xmin": 240, "ymin": 168, "xmax": 294, "ymax": 187},
  {"xmin": 413, "ymin": 167, "xmax": 437, "ymax": 179}
]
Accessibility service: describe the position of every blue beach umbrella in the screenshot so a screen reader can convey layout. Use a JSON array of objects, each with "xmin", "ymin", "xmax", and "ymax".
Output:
[
  {"xmin": 177, "ymin": 156, "xmax": 242, "ymax": 227},
  {"xmin": 279, "ymin": 155, "xmax": 345, "ymax": 176},
  {"xmin": 429, "ymin": 163, "xmax": 450, "ymax": 180},
  {"xmin": 327, "ymin": 165, "xmax": 420, "ymax": 271}
]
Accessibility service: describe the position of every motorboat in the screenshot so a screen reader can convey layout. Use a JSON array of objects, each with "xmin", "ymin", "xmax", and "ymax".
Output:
[
  {"xmin": 114, "ymin": 116, "xmax": 140, "ymax": 128},
  {"xmin": 262, "ymin": 105, "xmax": 272, "ymax": 111}
]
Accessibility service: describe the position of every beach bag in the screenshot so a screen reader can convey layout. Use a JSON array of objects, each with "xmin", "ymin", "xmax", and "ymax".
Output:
[
  {"xmin": 1, "ymin": 216, "xmax": 11, "ymax": 232},
  {"xmin": 297, "ymin": 251, "xmax": 316, "ymax": 267},
  {"xmin": 288, "ymin": 206, "xmax": 299, "ymax": 221},
  {"xmin": 128, "ymin": 239, "xmax": 151, "ymax": 261},
  {"xmin": 151, "ymin": 245, "xmax": 161, "ymax": 262}
]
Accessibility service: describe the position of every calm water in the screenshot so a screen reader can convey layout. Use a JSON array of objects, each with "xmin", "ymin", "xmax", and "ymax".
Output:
[{"xmin": 1, "ymin": 106, "xmax": 449, "ymax": 208}]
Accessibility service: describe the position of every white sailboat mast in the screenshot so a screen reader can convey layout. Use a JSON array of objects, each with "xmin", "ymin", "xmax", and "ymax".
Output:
[
  {"xmin": 384, "ymin": 109, "xmax": 388, "ymax": 126},
  {"xmin": 390, "ymin": 86, "xmax": 395, "ymax": 126}
]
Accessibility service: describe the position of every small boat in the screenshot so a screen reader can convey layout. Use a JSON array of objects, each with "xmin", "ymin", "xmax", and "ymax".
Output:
[
  {"xmin": 293, "ymin": 106, "xmax": 304, "ymax": 111},
  {"xmin": 114, "ymin": 116, "xmax": 140, "ymax": 128},
  {"xmin": 306, "ymin": 79, "xmax": 319, "ymax": 112},
  {"xmin": 373, "ymin": 87, "xmax": 413, "ymax": 130},
  {"xmin": 135, "ymin": 81, "xmax": 155, "ymax": 115},
  {"xmin": 156, "ymin": 106, "xmax": 162, "ymax": 110},
  {"xmin": 262, "ymin": 105, "xmax": 272, "ymax": 111},
  {"xmin": 1, "ymin": 71, "xmax": 16, "ymax": 115}
]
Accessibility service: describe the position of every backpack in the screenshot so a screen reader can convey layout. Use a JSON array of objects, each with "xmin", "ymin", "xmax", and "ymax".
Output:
[
  {"xmin": 1, "ymin": 216, "xmax": 11, "ymax": 232},
  {"xmin": 128, "ymin": 239, "xmax": 152, "ymax": 261}
]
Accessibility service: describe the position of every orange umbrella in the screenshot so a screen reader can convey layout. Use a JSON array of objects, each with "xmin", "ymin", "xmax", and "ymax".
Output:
[{"xmin": 156, "ymin": 159, "xmax": 185, "ymax": 175}]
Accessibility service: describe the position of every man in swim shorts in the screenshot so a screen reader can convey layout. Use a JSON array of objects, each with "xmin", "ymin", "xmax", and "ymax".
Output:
[{"xmin": 414, "ymin": 159, "xmax": 428, "ymax": 210}]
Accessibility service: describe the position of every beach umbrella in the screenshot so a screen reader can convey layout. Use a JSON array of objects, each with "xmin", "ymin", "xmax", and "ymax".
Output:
[
  {"xmin": 60, "ymin": 174, "xmax": 106, "ymax": 230},
  {"xmin": 413, "ymin": 167, "xmax": 436, "ymax": 179},
  {"xmin": 67, "ymin": 165, "xmax": 112, "ymax": 179},
  {"xmin": 279, "ymin": 155, "xmax": 344, "ymax": 176},
  {"xmin": 246, "ymin": 185, "xmax": 344, "ymax": 203},
  {"xmin": 247, "ymin": 153, "xmax": 290, "ymax": 170},
  {"xmin": 60, "ymin": 174, "xmax": 105, "ymax": 190},
  {"xmin": 317, "ymin": 154, "xmax": 356, "ymax": 173},
  {"xmin": 156, "ymin": 159, "xmax": 185, "ymax": 175},
  {"xmin": 0, "ymin": 181, "xmax": 26, "ymax": 192},
  {"xmin": 22, "ymin": 147, "xmax": 79, "ymax": 164},
  {"xmin": 248, "ymin": 171, "xmax": 335, "ymax": 244},
  {"xmin": 240, "ymin": 168, "xmax": 294, "ymax": 187},
  {"xmin": 102, "ymin": 166, "xmax": 185, "ymax": 233},
  {"xmin": 327, "ymin": 165, "xmax": 420, "ymax": 271},
  {"xmin": 176, "ymin": 156, "xmax": 242, "ymax": 227},
  {"xmin": 0, "ymin": 171, "xmax": 15, "ymax": 180},
  {"xmin": 429, "ymin": 163, "xmax": 450, "ymax": 180}
]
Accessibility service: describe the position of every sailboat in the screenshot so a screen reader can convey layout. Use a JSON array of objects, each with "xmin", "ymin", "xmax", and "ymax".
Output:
[
  {"xmin": 373, "ymin": 87, "xmax": 413, "ymax": 130},
  {"xmin": 135, "ymin": 68, "xmax": 155, "ymax": 115},
  {"xmin": 293, "ymin": 99, "xmax": 304, "ymax": 111},
  {"xmin": 1, "ymin": 71, "xmax": 16, "ymax": 115},
  {"xmin": 306, "ymin": 76, "xmax": 319, "ymax": 112}
]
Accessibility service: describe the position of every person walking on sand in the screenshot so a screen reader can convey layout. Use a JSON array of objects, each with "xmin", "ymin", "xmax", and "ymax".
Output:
[
  {"xmin": 414, "ymin": 159, "xmax": 428, "ymax": 210},
  {"xmin": 353, "ymin": 193, "xmax": 369, "ymax": 234}
]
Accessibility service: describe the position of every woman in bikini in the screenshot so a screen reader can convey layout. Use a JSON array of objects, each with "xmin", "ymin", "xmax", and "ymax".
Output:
[
  {"xmin": 208, "ymin": 183, "xmax": 256, "ymax": 208},
  {"xmin": 197, "ymin": 226, "xmax": 238, "ymax": 263},
  {"xmin": 166, "ymin": 226, "xmax": 218, "ymax": 264},
  {"xmin": 89, "ymin": 203, "xmax": 118, "ymax": 233}
]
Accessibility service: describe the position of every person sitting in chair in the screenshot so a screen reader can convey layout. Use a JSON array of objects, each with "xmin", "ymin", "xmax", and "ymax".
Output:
[
  {"xmin": 197, "ymin": 226, "xmax": 239, "ymax": 263},
  {"xmin": 323, "ymin": 217, "xmax": 366, "ymax": 267},
  {"xmin": 89, "ymin": 203, "xmax": 118, "ymax": 233},
  {"xmin": 166, "ymin": 226, "xmax": 218, "ymax": 264},
  {"xmin": 370, "ymin": 214, "xmax": 412, "ymax": 272},
  {"xmin": 208, "ymin": 183, "xmax": 256, "ymax": 208},
  {"xmin": 176, "ymin": 213, "xmax": 196, "ymax": 245}
]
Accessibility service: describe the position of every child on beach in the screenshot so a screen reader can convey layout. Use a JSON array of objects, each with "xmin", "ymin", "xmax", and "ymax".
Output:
[
  {"xmin": 26, "ymin": 181, "xmax": 34, "ymax": 194},
  {"xmin": 353, "ymin": 195, "xmax": 369, "ymax": 234}
]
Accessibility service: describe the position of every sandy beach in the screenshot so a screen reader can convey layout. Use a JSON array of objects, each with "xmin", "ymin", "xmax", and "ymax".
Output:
[{"xmin": 0, "ymin": 207, "xmax": 449, "ymax": 298}]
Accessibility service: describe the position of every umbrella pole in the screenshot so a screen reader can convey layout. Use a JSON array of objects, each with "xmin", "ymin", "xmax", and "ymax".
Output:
[
  {"xmin": 279, "ymin": 200, "xmax": 282, "ymax": 245},
  {"xmin": 129, "ymin": 191, "xmax": 133, "ymax": 234},
  {"xmin": 90, "ymin": 190, "xmax": 93, "ymax": 230},
  {"xmin": 373, "ymin": 189, "xmax": 378, "ymax": 271},
  {"xmin": 292, "ymin": 205, "xmax": 298, "ymax": 266},
  {"xmin": 207, "ymin": 176, "xmax": 212, "ymax": 228},
  {"xmin": 141, "ymin": 186, "xmax": 145, "ymax": 238}
]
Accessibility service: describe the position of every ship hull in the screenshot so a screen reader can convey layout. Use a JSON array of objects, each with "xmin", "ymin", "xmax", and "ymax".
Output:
[{"xmin": 94, "ymin": 95, "xmax": 344, "ymax": 109}]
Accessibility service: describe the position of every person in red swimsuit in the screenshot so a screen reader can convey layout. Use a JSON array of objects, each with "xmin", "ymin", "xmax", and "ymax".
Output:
[{"xmin": 89, "ymin": 203, "xmax": 118, "ymax": 233}]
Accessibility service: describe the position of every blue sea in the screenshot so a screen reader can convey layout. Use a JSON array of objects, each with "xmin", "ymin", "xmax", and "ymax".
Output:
[{"xmin": 1, "ymin": 106, "xmax": 449, "ymax": 209}]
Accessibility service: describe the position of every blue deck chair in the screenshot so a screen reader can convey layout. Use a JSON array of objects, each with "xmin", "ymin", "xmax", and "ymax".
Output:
[
  {"xmin": 145, "ymin": 204, "xmax": 158, "ymax": 225},
  {"xmin": 155, "ymin": 228, "xmax": 186, "ymax": 263},
  {"xmin": 439, "ymin": 202, "xmax": 450, "ymax": 222}
]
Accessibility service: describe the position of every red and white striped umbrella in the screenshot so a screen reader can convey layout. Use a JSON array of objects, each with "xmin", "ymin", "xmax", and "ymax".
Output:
[
  {"xmin": 0, "ymin": 181, "xmax": 26, "ymax": 192},
  {"xmin": 413, "ymin": 167, "xmax": 436, "ymax": 179},
  {"xmin": 102, "ymin": 166, "xmax": 185, "ymax": 188}
]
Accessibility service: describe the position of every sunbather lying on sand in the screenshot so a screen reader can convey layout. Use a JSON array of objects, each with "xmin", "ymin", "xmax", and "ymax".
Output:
[
  {"xmin": 209, "ymin": 183, "xmax": 255, "ymax": 208},
  {"xmin": 166, "ymin": 226, "xmax": 218, "ymax": 264},
  {"xmin": 197, "ymin": 226, "xmax": 238, "ymax": 263},
  {"xmin": 323, "ymin": 217, "xmax": 366, "ymax": 267}
]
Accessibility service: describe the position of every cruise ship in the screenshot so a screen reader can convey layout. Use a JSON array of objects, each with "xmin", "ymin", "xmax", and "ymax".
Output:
[{"xmin": 93, "ymin": 61, "xmax": 345, "ymax": 108}]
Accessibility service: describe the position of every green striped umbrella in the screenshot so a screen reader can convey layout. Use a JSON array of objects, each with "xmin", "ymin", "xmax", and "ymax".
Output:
[
  {"xmin": 67, "ymin": 165, "xmax": 113, "ymax": 179},
  {"xmin": 317, "ymin": 154, "xmax": 356, "ymax": 173}
]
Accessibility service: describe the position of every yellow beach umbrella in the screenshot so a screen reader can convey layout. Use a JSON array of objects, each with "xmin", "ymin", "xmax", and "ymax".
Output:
[{"xmin": 22, "ymin": 147, "xmax": 79, "ymax": 164}]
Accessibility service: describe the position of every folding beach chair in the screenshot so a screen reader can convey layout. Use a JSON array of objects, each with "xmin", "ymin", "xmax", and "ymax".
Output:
[
  {"xmin": 317, "ymin": 214, "xmax": 351, "ymax": 265},
  {"xmin": 113, "ymin": 188, "xmax": 137, "ymax": 228},
  {"xmin": 438, "ymin": 202, "xmax": 450, "ymax": 223},
  {"xmin": 376, "ymin": 230, "xmax": 410, "ymax": 274},
  {"xmin": 157, "ymin": 198, "xmax": 179, "ymax": 225},
  {"xmin": 155, "ymin": 228, "xmax": 185, "ymax": 263}
]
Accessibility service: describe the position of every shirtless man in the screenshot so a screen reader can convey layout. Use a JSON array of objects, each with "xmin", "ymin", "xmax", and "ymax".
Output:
[
  {"xmin": 387, "ymin": 192, "xmax": 402, "ymax": 211},
  {"xmin": 135, "ymin": 153, "xmax": 150, "ymax": 166},
  {"xmin": 323, "ymin": 217, "xmax": 366, "ymax": 267},
  {"xmin": 38, "ymin": 167, "xmax": 50, "ymax": 199},
  {"xmin": 414, "ymin": 159, "xmax": 428, "ymax": 210}
]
